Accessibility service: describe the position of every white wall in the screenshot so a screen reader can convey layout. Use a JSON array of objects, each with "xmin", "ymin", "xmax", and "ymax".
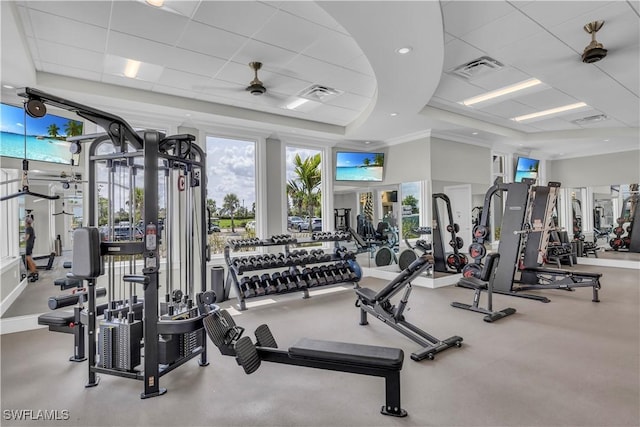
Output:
[
  {"xmin": 383, "ymin": 137, "xmax": 430, "ymax": 185},
  {"xmin": 430, "ymin": 137, "xmax": 492, "ymax": 184},
  {"xmin": 548, "ymin": 150, "xmax": 640, "ymax": 187}
]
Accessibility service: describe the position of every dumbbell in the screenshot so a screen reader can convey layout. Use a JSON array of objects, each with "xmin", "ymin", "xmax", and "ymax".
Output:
[
  {"xmin": 320, "ymin": 265, "xmax": 338, "ymax": 284},
  {"xmin": 289, "ymin": 267, "xmax": 309, "ymax": 289},
  {"xmin": 270, "ymin": 272, "xmax": 288, "ymax": 293},
  {"xmin": 259, "ymin": 273, "xmax": 277, "ymax": 294},
  {"xmin": 301, "ymin": 268, "xmax": 320, "ymax": 287},
  {"xmin": 330, "ymin": 264, "xmax": 348, "ymax": 282},
  {"xmin": 239, "ymin": 277, "xmax": 256, "ymax": 298},
  {"xmin": 311, "ymin": 266, "xmax": 329, "ymax": 285},
  {"xmin": 280, "ymin": 270, "xmax": 298, "ymax": 291}
]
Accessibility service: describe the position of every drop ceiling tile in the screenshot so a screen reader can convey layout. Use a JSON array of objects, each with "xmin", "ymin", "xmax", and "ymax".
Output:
[
  {"xmin": 163, "ymin": 0, "xmax": 200, "ymax": 18},
  {"xmin": 442, "ymin": 38, "xmax": 487, "ymax": 72},
  {"xmin": 469, "ymin": 67, "xmax": 533, "ymax": 91},
  {"xmin": 471, "ymin": 99, "xmax": 533, "ymax": 119},
  {"xmin": 322, "ymin": 66, "xmax": 377, "ymax": 98},
  {"xmin": 178, "ymin": 21, "xmax": 247, "ymax": 59},
  {"xmin": 101, "ymin": 74, "xmax": 155, "ymax": 91},
  {"xmin": 459, "ymin": 11, "xmax": 543, "ymax": 54},
  {"xmin": 596, "ymin": 45, "xmax": 640, "ymax": 97},
  {"xmin": 545, "ymin": 2, "xmax": 635, "ymax": 55},
  {"xmin": 254, "ymin": 10, "xmax": 329, "ymax": 53},
  {"xmin": 275, "ymin": 1, "xmax": 342, "ymax": 30},
  {"xmin": 22, "ymin": 1, "xmax": 111, "ymax": 28},
  {"xmin": 523, "ymin": 117, "xmax": 583, "ymax": 132},
  {"xmin": 342, "ymin": 54, "xmax": 375, "ymax": 76},
  {"xmin": 441, "ymin": 1, "xmax": 515, "ymax": 38},
  {"xmin": 158, "ymin": 68, "xmax": 216, "ymax": 92},
  {"xmin": 518, "ymin": 1, "xmax": 614, "ymax": 29},
  {"xmin": 164, "ymin": 48, "xmax": 228, "ymax": 78},
  {"xmin": 107, "ymin": 31, "xmax": 172, "ymax": 66},
  {"xmin": 110, "ymin": 1, "xmax": 189, "ymax": 46},
  {"xmin": 39, "ymin": 62, "xmax": 102, "ymax": 82},
  {"xmin": 515, "ymin": 88, "xmax": 580, "ymax": 110},
  {"xmin": 325, "ymin": 92, "xmax": 371, "ymax": 112},
  {"xmin": 28, "ymin": 9, "xmax": 107, "ymax": 52},
  {"xmin": 302, "ymin": 29, "xmax": 363, "ymax": 66},
  {"xmin": 230, "ymin": 39, "xmax": 299, "ymax": 68},
  {"xmin": 432, "ymin": 73, "xmax": 486, "ymax": 103},
  {"xmin": 193, "ymin": 1, "xmax": 277, "ymax": 37},
  {"xmin": 36, "ymin": 40, "xmax": 104, "ymax": 73}
]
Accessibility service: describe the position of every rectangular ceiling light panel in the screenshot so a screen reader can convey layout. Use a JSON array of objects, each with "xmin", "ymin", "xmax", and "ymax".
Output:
[{"xmin": 461, "ymin": 78, "xmax": 543, "ymax": 106}]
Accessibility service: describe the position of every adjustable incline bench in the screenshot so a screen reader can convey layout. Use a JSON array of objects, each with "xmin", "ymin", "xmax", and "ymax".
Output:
[
  {"xmin": 22, "ymin": 252, "xmax": 56, "ymax": 271},
  {"xmin": 355, "ymin": 254, "xmax": 463, "ymax": 361},
  {"xmin": 203, "ymin": 309, "xmax": 408, "ymax": 417}
]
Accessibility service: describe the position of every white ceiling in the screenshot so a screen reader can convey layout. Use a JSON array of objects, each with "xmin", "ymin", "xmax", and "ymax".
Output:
[{"xmin": 1, "ymin": 0, "xmax": 639, "ymax": 160}]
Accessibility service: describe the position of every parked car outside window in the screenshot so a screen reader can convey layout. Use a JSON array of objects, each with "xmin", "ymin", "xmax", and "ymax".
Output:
[
  {"xmin": 287, "ymin": 216, "xmax": 304, "ymax": 230},
  {"xmin": 298, "ymin": 217, "xmax": 322, "ymax": 232}
]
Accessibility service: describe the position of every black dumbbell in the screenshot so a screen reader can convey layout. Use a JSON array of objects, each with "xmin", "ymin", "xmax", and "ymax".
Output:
[
  {"xmin": 289, "ymin": 267, "xmax": 308, "ymax": 289},
  {"xmin": 239, "ymin": 277, "xmax": 256, "ymax": 298},
  {"xmin": 260, "ymin": 273, "xmax": 277, "ymax": 294},
  {"xmin": 311, "ymin": 266, "xmax": 329, "ymax": 285},
  {"xmin": 270, "ymin": 272, "xmax": 288, "ymax": 293},
  {"xmin": 301, "ymin": 268, "xmax": 320, "ymax": 287},
  {"xmin": 280, "ymin": 270, "xmax": 298, "ymax": 291}
]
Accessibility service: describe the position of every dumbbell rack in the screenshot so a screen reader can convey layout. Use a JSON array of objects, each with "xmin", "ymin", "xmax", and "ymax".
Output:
[{"xmin": 224, "ymin": 232, "xmax": 362, "ymax": 311}]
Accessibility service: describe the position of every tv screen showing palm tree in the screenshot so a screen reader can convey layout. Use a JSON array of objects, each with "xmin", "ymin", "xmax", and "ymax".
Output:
[
  {"xmin": 335, "ymin": 151, "xmax": 385, "ymax": 182},
  {"xmin": 0, "ymin": 102, "xmax": 83, "ymax": 164}
]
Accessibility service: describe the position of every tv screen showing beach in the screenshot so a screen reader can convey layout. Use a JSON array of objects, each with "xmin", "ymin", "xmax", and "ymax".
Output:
[
  {"xmin": 0, "ymin": 103, "xmax": 83, "ymax": 164},
  {"xmin": 335, "ymin": 151, "xmax": 384, "ymax": 182},
  {"xmin": 514, "ymin": 157, "xmax": 539, "ymax": 182}
]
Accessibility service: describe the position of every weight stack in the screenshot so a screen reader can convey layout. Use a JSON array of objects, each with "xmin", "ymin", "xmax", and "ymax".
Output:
[
  {"xmin": 116, "ymin": 320, "xmax": 143, "ymax": 371},
  {"xmin": 99, "ymin": 324, "xmax": 117, "ymax": 369}
]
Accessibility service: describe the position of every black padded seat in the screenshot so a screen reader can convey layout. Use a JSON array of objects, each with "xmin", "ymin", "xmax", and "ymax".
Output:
[
  {"xmin": 63, "ymin": 261, "xmax": 72, "ymax": 269},
  {"xmin": 38, "ymin": 310, "xmax": 74, "ymax": 327},
  {"xmin": 354, "ymin": 287, "xmax": 378, "ymax": 305},
  {"xmin": 457, "ymin": 277, "xmax": 488, "ymax": 290},
  {"xmin": 289, "ymin": 337, "xmax": 404, "ymax": 370},
  {"xmin": 525, "ymin": 267, "xmax": 602, "ymax": 278}
]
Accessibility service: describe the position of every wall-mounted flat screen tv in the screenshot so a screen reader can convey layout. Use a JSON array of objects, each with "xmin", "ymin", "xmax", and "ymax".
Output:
[
  {"xmin": 514, "ymin": 156, "xmax": 540, "ymax": 182},
  {"xmin": 0, "ymin": 102, "xmax": 83, "ymax": 164},
  {"xmin": 335, "ymin": 151, "xmax": 385, "ymax": 182}
]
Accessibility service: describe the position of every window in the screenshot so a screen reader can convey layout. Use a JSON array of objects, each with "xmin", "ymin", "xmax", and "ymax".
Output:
[
  {"xmin": 206, "ymin": 136, "xmax": 256, "ymax": 254},
  {"xmin": 285, "ymin": 146, "xmax": 322, "ymax": 234}
]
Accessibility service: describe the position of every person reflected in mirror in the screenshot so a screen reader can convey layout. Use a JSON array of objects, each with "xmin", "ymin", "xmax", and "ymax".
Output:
[{"xmin": 24, "ymin": 216, "xmax": 38, "ymax": 282}]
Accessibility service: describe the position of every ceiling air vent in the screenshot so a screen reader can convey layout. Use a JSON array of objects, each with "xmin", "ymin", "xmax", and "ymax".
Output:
[
  {"xmin": 450, "ymin": 56, "xmax": 504, "ymax": 79},
  {"xmin": 298, "ymin": 84, "xmax": 343, "ymax": 102},
  {"xmin": 572, "ymin": 114, "xmax": 608, "ymax": 125}
]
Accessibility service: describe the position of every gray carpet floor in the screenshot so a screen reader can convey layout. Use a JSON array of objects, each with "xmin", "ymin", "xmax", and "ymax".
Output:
[{"xmin": 1, "ymin": 263, "xmax": 639, "ymax": 427}]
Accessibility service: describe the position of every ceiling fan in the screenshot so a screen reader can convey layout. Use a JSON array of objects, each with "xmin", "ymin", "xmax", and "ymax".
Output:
[{"xmin": 246, "ymin": 62, "xmax": 267, "ymax": 96}]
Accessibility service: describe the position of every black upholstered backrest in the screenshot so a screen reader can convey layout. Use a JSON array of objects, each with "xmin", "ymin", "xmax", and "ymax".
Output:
[
  {"xmin": 374, "ymin": 254, "xmax": 431, "ymax": 301},
  {"xmin": 71, "ymin": 227, "xmax": 103, "ymax": 279},
  {"xmin": 480, "ymin": 252, "xmax": 500, "ymax": 282}
]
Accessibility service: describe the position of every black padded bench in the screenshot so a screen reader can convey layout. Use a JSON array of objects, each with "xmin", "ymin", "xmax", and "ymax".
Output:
[
  {"xmin": 22, "ymin": 252, "xmax": 56, "ymax": 270},
  {"xmin": 204, "ymin": 310, "xmax": 407, "ymax": 417}
]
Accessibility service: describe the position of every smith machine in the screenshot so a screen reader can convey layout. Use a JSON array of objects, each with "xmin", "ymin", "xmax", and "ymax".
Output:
[
  {"xmin": 20, "ymin": 88, "xmax": 211, "ymax": 398},
  {"xmin": 463, "ymin": 179, "xmax": 601, "ymax": 303}
]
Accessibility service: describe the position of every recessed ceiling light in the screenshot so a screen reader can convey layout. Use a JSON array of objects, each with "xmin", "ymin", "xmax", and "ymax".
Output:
[
  {"xmin": 124, "ymin": 59, "xmax": 141, "ymax": 78},
  {"xmin": 146, "ymin": 0, "xmax": 164, "ymax": 7},
  {"xmin": 472, "ymin": 132, "xmax": 478, "ymax": 135},
  {"xmin": 285, "ymin": 98, "xmax": 310, "ymax": 110},
  {"xmin": 390, "ymin": 112, "xmax": 398, "ymax": 117},
  {"xmin": 396, "ymin": 46, "xmax": 412, "ymax": 55},
  {"xmin": 511, "ymin": 102, "xmax": 588, "ymax": 122},
  {"xmin": 364, "ymin": 141, "xmax": 371, "ymax": 144},
  {"xmin": 461, "ymin": 78, "xmax": 542, "ymax": 106},
  {"xmin": 3, "ymin": 84, "xmax": 15, "ymax": 89},
  {"xmin": 603, "ymin": 139, "xmax": 609, "ymax": 142}
]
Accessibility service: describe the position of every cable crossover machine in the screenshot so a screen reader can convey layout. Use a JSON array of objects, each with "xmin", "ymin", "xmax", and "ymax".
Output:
[{"xmin": 19, "ymin": 88, "xmax": 211, "ymax": 398}]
